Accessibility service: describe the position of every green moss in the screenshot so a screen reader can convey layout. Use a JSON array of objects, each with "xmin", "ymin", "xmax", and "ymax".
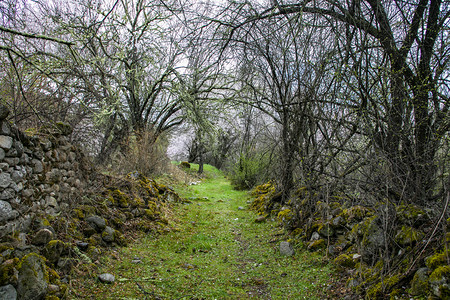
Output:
[
  {"xmin": 45, "ymin": 296, "xmax": 60, "ymax": 300},
  {"xmin": 394, "ymin": 225, "xmax": 425, "ymax": 246},
  {"xmin": 334, "ymin": 254, "xmax": 355, "ymax": 268},
  {"xmin": 111, "ymin": 189, "xmax": 130, "ymax": 208},
  {"xmin": 0, "ymin": 257, "xmax": 19, "ymax": 285},
  {"xmin": 426, "ymin": 250, "xmax": 450, "ymax": 270},
  {"xmin": 307, "ymin": 239, "xmax": 326, "ymax": 251},
  {"xmin": 429, "ymin": 265, "xmax": 450, "ymax": 282},
  {"xmin": 47, "ymin": 267, "xmax": 60, "ymax": 283},
  {"xmin": 365, "ymin": 274, "xmax": 400, "ymax": 299},
  {"xmin": 409, "ymin": 268, "xmax": 430, "ymax": 296},
  {"xmin": 277, "ymin": 209, "xmax": 292, "ymax": 222},
  {"xmin": 340, "ymin": 205, "xmax": 371, "ymax": 223},
  {"xmin": 396, "ymin": 204, "xmax": 425, "ymax": 225},
  {"xmin": 72, "ymin": 208, "xmax": 84, "ymax": 219},
  {"xmin": 78, "ymin": 205, "xmax": 96, "ymax": 218}
]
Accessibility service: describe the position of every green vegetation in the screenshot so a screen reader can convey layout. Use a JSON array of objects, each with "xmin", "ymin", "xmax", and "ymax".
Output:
[{"xmin": 70, "ymin": 164, "xmax": 333, "ymax": 299}]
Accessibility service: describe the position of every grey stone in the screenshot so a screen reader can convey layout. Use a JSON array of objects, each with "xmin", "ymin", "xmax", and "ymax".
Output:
[
  {"xmin": 4, "ymin": 158, "xmax": 19, "ymax": 167},
  {"xmin": 102, "ymin": 226, "xmax": 115, "ymax": 243},
  {"xmin": 0, "ymin": 163, "xmax": 7, "ymax": 171},
  {"xmin": 31, "ymin": 228, "xmax": 54, "ymax": 245},
  {"xmin": 11, "ymin": 182, "xmax": 23, "ymax": 193},
  {"xmin": 0, "ymin": 122, "xmax": 10, "ymax": 135},
  {"xmin": 0, "ymin": 200, "xmax": 16, "ymax": 222},
  {"xmin": 0, "ymin": 173, "xmax": 11, "ymax": 188},
  {"xmin": 31, "ymin": 159, "xmax": 43, "ymax": 173},
  {"xmin": 98, "ymin": 273, "xmax": 115, "ymax": 284},
  {"xmin": 17, "ymin": 254, "xmax": 48, "ymax": 300},
  {"xmin": 310, "ymin": 232, "xmax": 320, "ymax": 241},
  {"xmin": 11, "ymin": 171, "xmax": 23, "ymax": 183},
  {"xmin": 0, "ymin": 148, "xmax": 4, "ymax": 161},
  {"xmin": 13, "ymin": 141, "xmax": 24, "ymax": 157},
  {"xmin": 5, "ymin": 148, "xmax": 17, "ymax": 156},
  {"xmin": 46, "ymin": 196, "xmax": 58, "ymax": 208},
  {"xmin": 1, "ymin": 188, "xmax": 15, "ymax": 200},
  {"xmin": 0, "ymin": 105, "xmax": 10, "ymax": 120},
  {"xmin": 279, "ymin": 241, "xmax": 294, "ymax": 256},
  {"xmin": 331, "ymin": 216, "xmax": 343, "ymax": 227},
  {"xmin": 0, "ymin": 135, "xmax": 13, "ymax": 150},
  {"xmin": 0, "ymin": 284, "xmax": 17, "ymax": 300},
  {"xmin": 86, "ymin": 215, "xmax": 106, "ymax": 232}
]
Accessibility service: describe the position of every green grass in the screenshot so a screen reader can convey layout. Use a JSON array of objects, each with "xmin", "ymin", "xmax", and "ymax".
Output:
[{"xmin": 70, "ymin": 164, "xmax": 333, "ymax": 299}]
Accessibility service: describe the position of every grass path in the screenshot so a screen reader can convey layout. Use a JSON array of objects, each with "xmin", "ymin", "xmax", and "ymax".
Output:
[{"xmin": 75, "ymin": 165, "xmax": 333, "ymax": 299}]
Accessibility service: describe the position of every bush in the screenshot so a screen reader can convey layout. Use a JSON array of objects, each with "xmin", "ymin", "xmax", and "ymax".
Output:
[
  {"xmin": 110, "ymin": 130, "xmax": 169, "ymax": 177},
  {"xmin": 230, "ymin": 151, "xmax": 271, "ymax": 190}
]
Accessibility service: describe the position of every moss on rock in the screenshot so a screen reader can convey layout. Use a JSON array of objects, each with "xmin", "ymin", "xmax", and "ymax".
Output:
[
  {"xmin": 334, "ymin": 254, "xmax": 356, "ymax": 269},
  {"xmin": 394, "ymin": 225, "xmax": 425, "ymax": 246},
  {"xmin": 426, "ymin": 250, "xmax": 450, "ymax": 270}
]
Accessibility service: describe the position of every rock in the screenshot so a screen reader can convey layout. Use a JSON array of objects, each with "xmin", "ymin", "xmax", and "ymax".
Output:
[
  {"xmin": 17, "ymin": 253, "xmax": 48, "ymax": 300},
  {"xmin": 0, "ymin": 136, "xmax": 13, "ymax": 150},
  {"xmin": 310, "ymin": 232, "xmax": 320, "ymax": 241},
  {"xmin": 307, "ymin": 239, "xmax": 326, "ymax": 251},
  {"xmin": 0, "ymin": 200, "xmax": 16, "ymax": 222},
  {"xmin": 318, "ymin": 224, "xmax": 335, "ymax": 237},
  {"xmin": 0, "ymin": 284, "xmax": 17, "ymax": 300},
  {"xmin": 0, "ymin": 173, "xmax": 11, "ymax": 188},
  {"xmin": 86, "ymin": 215, "xmax": 106, "ymax": 233},
  {"xmin": 0, "ymin": 259, "xmax": 19, "ymax": 286},
  {"xmin": 13, "ymin": 141, "xmax": 24, "ymax": 157},
  {"xmin": 0, "ymin": 123, "xmax": 10, "ymax": 136},
  {"xmin": 101, "ymin": 226, "xmax": 115, "ymax": 243},
  {"xmin": 334, "ymin": 254, "xmax": 356, "ymax": 268},
  {"xmin": 255, "ymin": 216, "xmax": 266, "ymax": 223},
  {"xmin": 352, "ymin": 254, "xmax": 362, "ymax": 260},
  {"xmin": 279, "ymin": 241, "xmax": 294, "ymax": 256},
  {"xmin": 98, "ymin": 273, "xmax": 115, "ymax": 284},
  {"xmin": 43, "ymin": 240, "xmax": 67, "ymax": 264},
  {"xmin": 0, "ymin": 148, "xmax": 4, "ymax": 160},
  {"xmin": 31, "ymin": 159, "xmax": 43, "ymax": 174},
  {"xmin": 0, "ymin": 105, "xmax": 10, "ymax": 120},
  {"xmin": 410, "ymin": 267, "xmax": 430, "ymax": 296},
  {"xmin": 31, "ymin": 229, "xmax": 54, "ymax": 246},
  {"xmin": 76, "ymin": 241, "xmax": 89, "ymax": 251}
]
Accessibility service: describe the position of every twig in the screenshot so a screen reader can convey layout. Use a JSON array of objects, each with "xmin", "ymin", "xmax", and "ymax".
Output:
[
  {"xmin": 136, "ymin": 282, "xmax": 163, "ymax": 300},
  {"xmin": 406, "ymin": 190, "xmax": 450, "ymax": 275}
]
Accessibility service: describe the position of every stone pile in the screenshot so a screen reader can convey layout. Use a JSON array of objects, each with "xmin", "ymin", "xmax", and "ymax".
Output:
[{"xmin": 0, "ymin": 104, "xmax": 92, "ymax": 238}]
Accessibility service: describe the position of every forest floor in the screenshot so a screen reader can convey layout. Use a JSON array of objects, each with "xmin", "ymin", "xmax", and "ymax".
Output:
[{"xmin": 70, "ymin": 164, "xmax": 336, "ymax": 299}]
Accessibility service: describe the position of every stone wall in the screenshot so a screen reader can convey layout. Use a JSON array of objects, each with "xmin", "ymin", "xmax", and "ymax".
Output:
[{"xmin": 0, "ymin": 105, "xmax": 93, "ymax": 238}]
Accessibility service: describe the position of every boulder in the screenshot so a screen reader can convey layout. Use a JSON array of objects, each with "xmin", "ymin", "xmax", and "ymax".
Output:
[
  {"xmin": 98, "ymin": 273, "xmax": 115, "ymax": 284},
  {"xmin": 0, "ymin": 173, "xmax": 11, "ymax": 189},
  {"xmin": 0, "ymin": 200, "xmax": 16, "ymax": 223},
  {"xmin": 101, "ymin": 226, "xmax": 115, "ymax": 243},
  {"xmin": 0, "ymin": 284, "xmax": 17, "ymax": 300},
  {"xmin": 0, "ymin": 105, "xmax": 10, "ymax": 121},
  {"xmin": 279, "ymin": 241, "xmax": 294, "ymax": 256},
  {"xmin": 85, "ymin": 216, "xmax": 106, "ymax": 233},
  {"xmin": 0, "ymin": 136, "xmax": 13, "ymax": 150},
  {"xmin": 31, "ymin": 229, "xmax": 54, "ymax": 246},
  {"xmin": 43, "ymin": 240, "xmax": 68, "ymax": 264},
  {"xmin": 17, "ymin": 253, "xmax": 48, "ymax": 300},
  {"xmin": 410, "ymin": 267, "xmax": 430, "ymax": 296}
]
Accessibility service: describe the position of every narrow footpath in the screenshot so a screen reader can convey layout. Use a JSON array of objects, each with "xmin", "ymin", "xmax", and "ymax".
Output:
[{"xmin": 79, "ymin": 165, "xmax": 333, "ymax": 299}]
